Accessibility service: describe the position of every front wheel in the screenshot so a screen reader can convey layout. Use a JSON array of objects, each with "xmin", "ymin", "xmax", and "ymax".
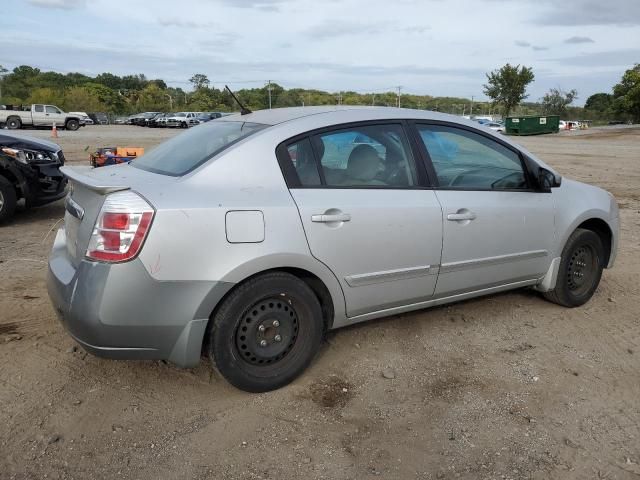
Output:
[
  {"xmin": 65, "ymin": 119, "xmax": 80, "ymax": 131},
  {"xmin": 208, "ymin": 272, "xmax": 324, "ymax": 392},
  {"xmin": 543, "ymin": 228, "xmax": 604, "ymax": 307}
]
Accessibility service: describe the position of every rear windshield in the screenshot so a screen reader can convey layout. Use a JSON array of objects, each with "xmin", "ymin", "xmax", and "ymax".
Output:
[{"xmin": 132, "ymin": 121, "xmax": 266, "ymax": 176}]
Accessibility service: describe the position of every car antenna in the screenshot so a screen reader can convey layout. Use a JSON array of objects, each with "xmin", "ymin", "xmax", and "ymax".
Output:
[{"xmin": 225, "ymin": 85, "xmax": 252, "ymax": 115}]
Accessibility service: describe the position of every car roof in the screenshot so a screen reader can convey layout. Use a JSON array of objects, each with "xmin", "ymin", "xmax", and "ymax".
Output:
[{"xmin": 217, "ymin": 106, "xmax": 471, "ymax": 127}]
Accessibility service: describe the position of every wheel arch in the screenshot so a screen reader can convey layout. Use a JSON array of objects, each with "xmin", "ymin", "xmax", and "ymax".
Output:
[
  {"xmin": 200, "ymin": 263, "xmax": 345, "ymax": 356},
  {"xmin": 0, "ymin": 166, "xmax": 23, "ymax": 199},
  {"xmin": 5, "ymin": 116, "xmax": 22, "ymax": 128},
  {"xmin": 576, "ymin": 217, "xmax": 613, "ymax": 267},
  {"xmin": 65, "ymin": 117, "xmax": 81, "ymax": 128}
]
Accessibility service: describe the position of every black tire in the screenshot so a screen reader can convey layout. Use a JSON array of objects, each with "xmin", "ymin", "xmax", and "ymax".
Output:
[
  {"xmin": 208, "ymin": 272, "xmax": 324, "ymax": 392},
  {"xmin": 0, "ymin": 175, "xmax": 18, "ymax": 223},
  {"xmin": 65, "ymin": 119, "xmax": 80, "ymax": 131},
  {"xmin": 543, "ymin": 228, "xmax": 605, "ymax": 307},
  {"xmin": 6, "ymin": 117, "xmax": 21, "ymax": 130}
]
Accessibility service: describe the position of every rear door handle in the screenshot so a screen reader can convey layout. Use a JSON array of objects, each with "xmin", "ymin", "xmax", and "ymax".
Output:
[
  {"xmin": 447, "ymin": 212, "xmax": 476, "ymax": 221},
  {"xmin": 311, "ymin": 213, "xmax": 351, "ymax": 223}
]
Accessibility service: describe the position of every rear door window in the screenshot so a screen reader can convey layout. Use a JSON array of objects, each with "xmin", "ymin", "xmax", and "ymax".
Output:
[
  {"xmin": 285, "ymin": 138, "xmax": 321, "ymax": 186},
  {"xmin": 310, "ymin": 124, "xmax": 418, "ymax": 187}
]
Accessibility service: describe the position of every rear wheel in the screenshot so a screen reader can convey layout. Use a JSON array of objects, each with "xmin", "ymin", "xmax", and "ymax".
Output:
[
  {"xmin": 65, "ymin": 119, "xmax": 80, "ymax": 131},
  {"xmin": 0, "ymin": 175, "xmax": 17, "ymax": 223},
  {"xmin": 6, "ymin": 117, "xmax": 21, "ymax": 130},
  {"xmin": 208, "ymin": 272, "xmax": 324, "ymax": 392},
  {"xmin": 543, "ymin": 228, "xmax": 604, "ymax": 307}
]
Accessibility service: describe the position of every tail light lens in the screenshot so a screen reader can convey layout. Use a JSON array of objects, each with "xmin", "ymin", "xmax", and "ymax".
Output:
[{"xmin": 86, "ymin": 191, "xmax": 154, "ymax": 262}]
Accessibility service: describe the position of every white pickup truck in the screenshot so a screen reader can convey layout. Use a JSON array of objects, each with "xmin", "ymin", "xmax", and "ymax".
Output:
[{"xmin": 0, "ymin": 104, "xmax": 85, "ymax": 131}]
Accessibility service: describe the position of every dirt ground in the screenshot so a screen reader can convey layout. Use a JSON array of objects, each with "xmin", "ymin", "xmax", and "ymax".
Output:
[{"xmin": 1, "ymin": 124, "xmax": 639, "ymax": 480}]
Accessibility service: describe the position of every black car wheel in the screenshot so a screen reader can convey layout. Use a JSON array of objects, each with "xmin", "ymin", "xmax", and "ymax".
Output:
[
  {"xmin": 0, "ymin": 175, "xmax": 18, "ymax": 223},
  {"xmin": 543, "ymin": 228, "xmax": 605, "ymax": 307},
  {"xmin": 7, "ymin": 118, "xmax": 21, "ymax": 130},
  {"xmin": 208, "ymin": 272, "xmax": 324, "ymax": 392},
  {"xmin": 65, "ymin": 119, "xmax": 80, "ymax": 131}
]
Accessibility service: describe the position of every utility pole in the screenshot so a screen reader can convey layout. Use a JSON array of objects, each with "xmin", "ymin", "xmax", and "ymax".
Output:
[
  {"xmin": 372, "ymin": 94, "xmax": 375, "ymax": 106},
  {"xmin": 267, "ymin": 80, "xmax": 272, "ymax": 109},
  {"xmin": 396, "ymin": 86, "xmax": 402, "ymax": 108},
  {"xmin": 470, "ymin": 95, "xmax": 474, "ymax": 116},
  {"xmin": 165, "ymin": 93, "xmax": 173, "ymax": 110},
  {"xmin": 337, "ymin": 92, "xmax": 342, "ymax": 105}
]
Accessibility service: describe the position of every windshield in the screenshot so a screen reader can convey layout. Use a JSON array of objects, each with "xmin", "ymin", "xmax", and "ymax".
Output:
[{"xmin": 132, "ymin": 121, "xmax": 266, "ymax": 176}]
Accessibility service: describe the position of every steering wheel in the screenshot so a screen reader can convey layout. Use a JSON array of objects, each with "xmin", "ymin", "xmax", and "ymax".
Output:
[
  {"xmin": 448, "ymin": 168, "xmax": 487, "ymax": 187},
  {"xmin": 490, "ymin": 172, "xmax": 525, "ymax": 189}
]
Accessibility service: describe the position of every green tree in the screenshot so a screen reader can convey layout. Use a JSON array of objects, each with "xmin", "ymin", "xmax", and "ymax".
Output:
[
  {"xmin": 63, "ymin": 86, "xmax": 107, "ymax": 112},
  {"xmin": 612, "ymin": 64, "xmax": 640, "ymax": 122},
  {"xmin": 483, "ymin": 63, "xmax": 535, "ymax": 117},
  {"xmin": 584, "ymin": 93, "xmax": 613, "ymax": 112},
  {"xmin": 27, "ymin": 87, "xmax": 65, "ymax": 106},
  {"xmin": 0, "ymin": 64, "xmax": 8, "ymax": 103},
  {"xmin": 541, "ymin": 88, "xmax": 577, "ymax": 116},
  {"xmin": 189, "ymin": 73, "xmax": 210, "ymax": 90},
  {"xmin": 137, "ymin": 83, "xmax": 170, "ymax": 111}
]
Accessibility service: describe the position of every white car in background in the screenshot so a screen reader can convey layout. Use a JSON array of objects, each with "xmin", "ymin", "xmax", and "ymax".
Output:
[
  {"xmin": 165, "ymin": 112, "xmax": 200, "ymax": 128},
  {"xmin": 485, "ymin": 122, "xmax": 505, "ymax": 133}
]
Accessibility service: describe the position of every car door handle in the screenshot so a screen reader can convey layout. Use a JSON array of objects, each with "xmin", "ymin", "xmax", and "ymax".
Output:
[
  {"xmin": 311, "ymin": 213, "xmax": 351, "ymax": 223},
  {"xmin": 447, "ymin": 212, "xmax": 476, "ymax": 221}
]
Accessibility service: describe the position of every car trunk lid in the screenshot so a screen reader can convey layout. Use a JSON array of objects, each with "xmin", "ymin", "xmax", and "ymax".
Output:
[{"xmin": 60, "ymin": 164, "xmax": 170, "ymax": 266}]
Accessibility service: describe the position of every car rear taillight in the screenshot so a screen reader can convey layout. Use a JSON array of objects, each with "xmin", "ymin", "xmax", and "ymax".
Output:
[{"xmin": 86, "ymin": 191, "xmax": 154, "ymax": 263}]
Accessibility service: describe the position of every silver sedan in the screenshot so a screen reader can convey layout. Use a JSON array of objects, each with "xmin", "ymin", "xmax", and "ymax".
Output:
[{"xmin": 47, "ymin": 107, "xmax": 619, "ymax": 392}]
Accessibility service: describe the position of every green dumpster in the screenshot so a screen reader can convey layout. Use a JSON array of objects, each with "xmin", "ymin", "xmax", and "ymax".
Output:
[{"xmin": 505, "ymin": 115, "xmax": 559, "ymax": 135}]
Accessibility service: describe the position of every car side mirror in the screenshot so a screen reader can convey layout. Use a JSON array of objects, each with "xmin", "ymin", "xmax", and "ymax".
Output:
[{"xmin": 538, "ymin": 167, "xmax": 562, "ymax": 190}]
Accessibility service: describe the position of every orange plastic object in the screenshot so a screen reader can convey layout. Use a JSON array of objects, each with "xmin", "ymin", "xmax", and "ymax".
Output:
[{"xmin": 116, "ymin": 147, "xmax": 144, "ymax": 157}]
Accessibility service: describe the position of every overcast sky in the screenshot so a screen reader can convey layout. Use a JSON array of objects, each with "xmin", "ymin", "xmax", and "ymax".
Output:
[{"xmin": 1, "ymin": 0, "xmax": 638, "ymax": 104}]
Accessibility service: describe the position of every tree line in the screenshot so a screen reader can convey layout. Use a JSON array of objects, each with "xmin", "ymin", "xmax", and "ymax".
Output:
[
  {"xmin": 0, "ymin": 63, "xmax": 638, "ymax": 122},
  {"xmin": 482, "ymin": 63, "xmax": 639, "ymax": 122}
]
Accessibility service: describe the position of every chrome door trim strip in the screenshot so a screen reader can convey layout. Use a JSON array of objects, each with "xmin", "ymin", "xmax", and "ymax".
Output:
[
  {"xmin": 345, "ymin": 265, "xmax": 436, "ymax": 287},
  {"xmin": 439, "ymin": 250, "xmax": 548, "ymax": 274}
]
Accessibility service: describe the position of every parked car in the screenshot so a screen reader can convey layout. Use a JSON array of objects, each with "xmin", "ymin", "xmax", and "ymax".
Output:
[
  {"xmin": 126, "ymin": 113, "xmax": 145, "ymax": 125},
  {"xmin": 165, "ymin": 112, "xmax": 200, "ymax": 128},
  {"xmin": 0, "ymin": 104, "xmax": 85, "ymax": 131},
  {"xmin": 134, "ymin": 112, "xmax": 162, "ymax": 127},
  {"xmin": 195, "ymin": 112, "xmax": 223, "ymax": 124},
  {"xmin": 92, "ymin": 112, "xmax": 109, "ymax": 125},
  {"xmin": 69, "ymin": 112, "xmax": 94, "ymax": 125},
  {"xmin": 114, "ymin": 116, "xmax": 128, "ymax": 125},
  {"xmin": 485, "ymin": 121, "xmax": 505, "ymax": 133},
  {"xmin": 0, "ymin": 131, "xmax": 67, "ymax": 222},
  {"xmin": 147, "ymin": 113, "xmax": 168, "ymax": 128},
  {"xmin": 48, "ymin": 107, "xmax": 619, "ymax": 392}
]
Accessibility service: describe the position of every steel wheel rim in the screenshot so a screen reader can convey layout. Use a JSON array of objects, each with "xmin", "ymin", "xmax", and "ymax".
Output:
[
  {"xmin": 567, "ymin": 244, "xmax": 598, "ymax": 295},
  {"xmin": 235, "ymin": 297, "xmax": 299, "ymax": 366},
  {"xmin": 0, "ymin": 190, "xmax": 4, "ymax": 210}
]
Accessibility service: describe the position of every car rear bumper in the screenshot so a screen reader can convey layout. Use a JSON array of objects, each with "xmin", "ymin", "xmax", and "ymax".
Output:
[{"xmin": 47, "ymin": 229, "xmax": 234, "ymax": 367}]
